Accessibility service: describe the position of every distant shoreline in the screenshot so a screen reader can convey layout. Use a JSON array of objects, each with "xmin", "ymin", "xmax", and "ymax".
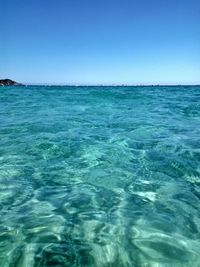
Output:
[{"xmin": 0, "ymin": 79, "xmax": 23, "ymax": 86}]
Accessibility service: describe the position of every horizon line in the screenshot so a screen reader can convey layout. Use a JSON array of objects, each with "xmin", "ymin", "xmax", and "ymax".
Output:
[{"xmin": 23, "ymin": 83, "xmax": 200, "ymax": 87}]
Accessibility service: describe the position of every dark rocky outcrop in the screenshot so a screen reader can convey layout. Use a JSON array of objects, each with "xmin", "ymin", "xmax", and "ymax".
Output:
[{"xmin": 0, "ymin": 79, "xmax": 23, "ymax": 86}]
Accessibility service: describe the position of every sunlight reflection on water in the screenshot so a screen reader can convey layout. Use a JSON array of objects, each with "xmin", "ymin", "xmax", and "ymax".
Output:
[{"xmin": 0, "ymin": 85, "xmax": 200, "ymax": 266}]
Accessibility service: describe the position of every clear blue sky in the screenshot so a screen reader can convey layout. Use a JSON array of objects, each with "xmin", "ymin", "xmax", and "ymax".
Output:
[{"xmin": 1, "ymin": 0, "xmax": 200, "ymax": 85}]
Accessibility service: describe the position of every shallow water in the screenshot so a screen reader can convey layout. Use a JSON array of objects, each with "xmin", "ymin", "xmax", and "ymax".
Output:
[{"xmin": 0, "ymin": 85, "xmax": 200, "ymax": 267}]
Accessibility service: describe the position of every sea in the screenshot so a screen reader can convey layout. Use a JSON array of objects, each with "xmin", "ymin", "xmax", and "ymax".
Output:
[{"xmin": 0, "ymin": 85, "xmax": 200, "ymax": 267}]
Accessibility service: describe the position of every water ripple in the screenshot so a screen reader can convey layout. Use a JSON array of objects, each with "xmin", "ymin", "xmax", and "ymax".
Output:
[{"xmin": 0, "ymin": 86, "xmax": 200, "ymax": 266}]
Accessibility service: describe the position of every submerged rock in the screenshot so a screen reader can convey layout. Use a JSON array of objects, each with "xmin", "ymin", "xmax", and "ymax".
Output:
[{"xmin": 0, "ymin": 79, "xmax": 23, "ymax": 86}]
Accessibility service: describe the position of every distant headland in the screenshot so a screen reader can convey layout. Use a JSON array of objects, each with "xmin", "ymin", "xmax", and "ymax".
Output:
[{"xmin": 0, "ymin": 79, "xmax": 23, "ymax": 86}]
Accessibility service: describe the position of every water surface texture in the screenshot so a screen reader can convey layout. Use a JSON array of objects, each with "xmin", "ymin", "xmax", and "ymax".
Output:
[{"xmin": 0, "ymin": 86, "xmax": 200, "ymax": 267}]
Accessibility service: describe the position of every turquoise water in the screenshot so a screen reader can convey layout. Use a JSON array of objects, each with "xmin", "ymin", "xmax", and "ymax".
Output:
[{"xmin": 0, "ymin": 85, "xmax": 200, "ymax": 267}]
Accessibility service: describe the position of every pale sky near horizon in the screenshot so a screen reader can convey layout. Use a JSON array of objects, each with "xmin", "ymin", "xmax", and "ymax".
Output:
[{"xmin": 1, "ymin": 0, "xmax": 200, "ymax": 85}]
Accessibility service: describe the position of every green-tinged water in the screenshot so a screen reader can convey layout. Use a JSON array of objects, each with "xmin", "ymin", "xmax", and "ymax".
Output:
[{"xmin": 0, "ymin": 85, "xmax": 200, "ymax": 267}]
